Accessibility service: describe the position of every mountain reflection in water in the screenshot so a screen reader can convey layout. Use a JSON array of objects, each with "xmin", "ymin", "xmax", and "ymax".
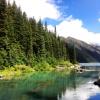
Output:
[{"xmin": 59, "ymin": 80, "xmax": 100, "ymax": 100}]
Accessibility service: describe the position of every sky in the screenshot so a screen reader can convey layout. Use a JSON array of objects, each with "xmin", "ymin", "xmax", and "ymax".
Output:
[{"xmin": 6, "ymin": 0, "xmax": 100, "ymax": 44}]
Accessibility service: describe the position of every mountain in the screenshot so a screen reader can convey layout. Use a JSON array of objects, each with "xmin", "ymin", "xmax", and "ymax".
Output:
[
  {"xmin": 91, "ymin": 44, "xmax": 100, "ymax": 51},
  {"xmin": 66, "ymin": 37, "xmax": 100, "ymax": 63}
]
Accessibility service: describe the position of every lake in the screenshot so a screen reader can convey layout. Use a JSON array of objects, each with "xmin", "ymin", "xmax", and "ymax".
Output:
[{"xmin": 0, "ymin": 71, "xmax": 100, "ymax": 100}]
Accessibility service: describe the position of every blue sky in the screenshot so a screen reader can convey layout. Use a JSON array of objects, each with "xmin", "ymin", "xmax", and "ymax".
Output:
[
  {"xmin": 47, "ymin": 0, "xmax": 100, "ymax": 33},
  {"xmin": 7, "ymin": 0, "xmax": 100, "ymax": 44}
]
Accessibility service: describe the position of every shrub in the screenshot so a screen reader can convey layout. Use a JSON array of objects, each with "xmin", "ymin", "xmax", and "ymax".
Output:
[
  {"xmin": 34, "ymin": 61, "xmax": 54, "ymax": 71},
  {"xmin": 46, "ymin": 57, "xmax": 58, "ymax": 67},
  {"xmin": 14, "ymin": 65, "xmax": 34, "ymax": 73}
]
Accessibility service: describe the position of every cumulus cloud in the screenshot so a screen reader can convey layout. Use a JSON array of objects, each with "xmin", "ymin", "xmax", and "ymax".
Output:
[
  {"xmin": 6, "ymin": 0, "xmax": 60, "ymax": 20},
  {"xmin": 55, "ymin": 16, "xmax": 100, "ymax": 44},
  {"xmin": 6, "ymin": 0, "xmax": 100, "ymax": 44}
]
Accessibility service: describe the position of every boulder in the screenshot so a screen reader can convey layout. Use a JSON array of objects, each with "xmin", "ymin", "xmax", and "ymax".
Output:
[{"xmin": 94, "ymin": 79, "xmax": 100, "ymax": 87}]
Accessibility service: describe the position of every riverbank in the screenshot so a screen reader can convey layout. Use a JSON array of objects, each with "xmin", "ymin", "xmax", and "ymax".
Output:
[{"xmin": 0, "ymin": 61, "xmax": 75, "ymax": 80}]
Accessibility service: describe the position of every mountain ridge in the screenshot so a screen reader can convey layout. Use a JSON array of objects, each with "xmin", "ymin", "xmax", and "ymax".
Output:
[{"xmin": 66, "ymin": 37, "xmax": 100, "ymax": 63}]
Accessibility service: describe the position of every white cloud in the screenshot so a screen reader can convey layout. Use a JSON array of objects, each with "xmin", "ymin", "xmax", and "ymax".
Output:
[
  {"xmin": 98, "ymin": 18, "xmax": 100, "ymax": 22},
  {"xmin": 47, "ymin": 25, "xmax": 55, "ymax": 32},
  {"xmin": 6, "ymin": 0, "xmax": 100, "ymax": 44},
  {"xmin": 6, "ymin": 0, "xmax": 60, "ymax": 20},
  {"xmin": 55, "ymin": 16, "xmax": 100, "ymax": 44}
]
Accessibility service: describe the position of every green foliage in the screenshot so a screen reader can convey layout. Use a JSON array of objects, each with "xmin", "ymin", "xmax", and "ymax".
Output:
[
  {"xmin": 14, "ymin": 65, "xmax": 34, "ymax": 73},
  {"xmin": 0, "ymin": 49, "xmax": 8, "ymax": 67},
  {"xmin": 46, "ymin": 57, "xmax": 58, "ymax": 67},
  {"xmin": 0, "ymin": 65, "xmax": 34, "ymax": 79},
  {"xmin": 0, "ymin": 0, "xmax": 75, "ymax": 70},
  {"xmin": 34, "ymin": 61, "xmax": 54, "ymax": 71},
  {"xmin": 0, "ymin": 59, "xmax": 74, "ymax": 79},
  {"xmin": 58, "ymin": 60, "xmax": 73, "ymax": 67},
  {"xmin": 8, "ymin": 43, "xmax": 26, "ymax": 65},
  {"xmin": 0, "ymin": 0, "xmax": 9, "ymax": 67}
]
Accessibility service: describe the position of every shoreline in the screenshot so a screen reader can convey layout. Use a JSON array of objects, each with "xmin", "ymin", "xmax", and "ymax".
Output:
[{"xmin": 0, "ymin": 63, "xmax": 75, "ymax": 80}]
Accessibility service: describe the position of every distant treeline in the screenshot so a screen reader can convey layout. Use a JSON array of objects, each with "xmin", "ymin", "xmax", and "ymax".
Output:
[{"xmin": 0, "ymin": 0, "xmax": 75, "ymax": 68}]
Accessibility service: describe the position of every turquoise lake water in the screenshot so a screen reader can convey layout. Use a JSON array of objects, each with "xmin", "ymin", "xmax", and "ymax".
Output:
[{"xmin": 0, "ymin": 71, "xmax": 100, "ymax": 100}]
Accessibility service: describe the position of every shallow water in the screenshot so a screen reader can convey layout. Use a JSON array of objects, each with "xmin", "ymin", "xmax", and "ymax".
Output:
[{"xmin": 0, "ymin": 71, "xmax": 100, "ymax": 100}]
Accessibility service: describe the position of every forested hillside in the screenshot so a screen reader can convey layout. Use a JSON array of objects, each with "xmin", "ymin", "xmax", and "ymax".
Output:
[{"xmin": 0, "ymin": 0, "xmax": 69, "ymax": 68}]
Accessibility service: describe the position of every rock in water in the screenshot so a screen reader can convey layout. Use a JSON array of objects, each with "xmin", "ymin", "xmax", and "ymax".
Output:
[{"xmin": 94, "ymin": 79, "xmax": 100, "ymax": 87}]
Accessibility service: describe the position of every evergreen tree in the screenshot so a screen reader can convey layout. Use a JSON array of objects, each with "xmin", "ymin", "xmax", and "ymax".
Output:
[
  {"xmin": 0, "ymin": 0, "xmax": 9, "ymax": 67},
  {"xmin": 6, "ymin": 2, "xmax": 15, "ymax": 43},
  {"xmin": 21, "ymin": 12, "xmax": 33, "ymax": 66},
  {"xmin": 54, "ymin": 26, "xmax": 57, "ymax": 37},
  {"xmin": 44, "ymin": 21, "xmax": 48, "ymax": 32},
  {"xmin": 29, "ymin": 17, "xmax": 37, "ymax": 56},
  {"xmin": 37, "ymin": 19, "xmax": 46, "ymax": 59},
  {"xmin": 0, "ymin": 0, "xmax": 71, "ymax": 67},
  {"xmin": 0, "ymin": 0, "xmax": 7, "ymax": 40},
  {"xmin": 26, "ymin": 22, "xmax": 33, "ymax": 66}
]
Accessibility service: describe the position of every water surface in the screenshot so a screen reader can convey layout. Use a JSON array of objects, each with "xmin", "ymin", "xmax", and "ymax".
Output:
[{"xmin": 0, "ymin": 71, "xmax": 100, "ymax": 100}]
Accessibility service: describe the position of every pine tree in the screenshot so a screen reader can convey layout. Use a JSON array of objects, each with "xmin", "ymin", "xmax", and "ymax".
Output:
[
  {"xmin": 0, "ymin": 0, "xmax": 70, "ymax": 67},
  {"xmin": 0, "ymin": 0, "xmax": 7, "ymax": 37},
  {"xmin": 44, "ymin": 21, "xmax": 48, "ymax": 32},
  {"xmin": 26, "ymin": 22, "xmax": 33, "ymax": 66},
  {"xmin": 29, "ymin": 18, "xmax": 37, "ymax": 56},
  {"xmin": 21, "ymin": 12, "xmax": 33, "ymax": 66},
  {"xmin": 54, "ymin": 26, "xmax": 57, "ymax": 37},
  {"xmin": 37, "ymin": 19, "xmax": 46, "ymax": 59},
  {"xmin": 5, "ymin": 2, "xmax": 15, "ymax": 43},
  {"xmin": 5, "ymin": 2, "xmax": 25, "ymax": 66},
  {"xmin": 0, "ymin": 0, "xmax": 10, "ymax": 67}
]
